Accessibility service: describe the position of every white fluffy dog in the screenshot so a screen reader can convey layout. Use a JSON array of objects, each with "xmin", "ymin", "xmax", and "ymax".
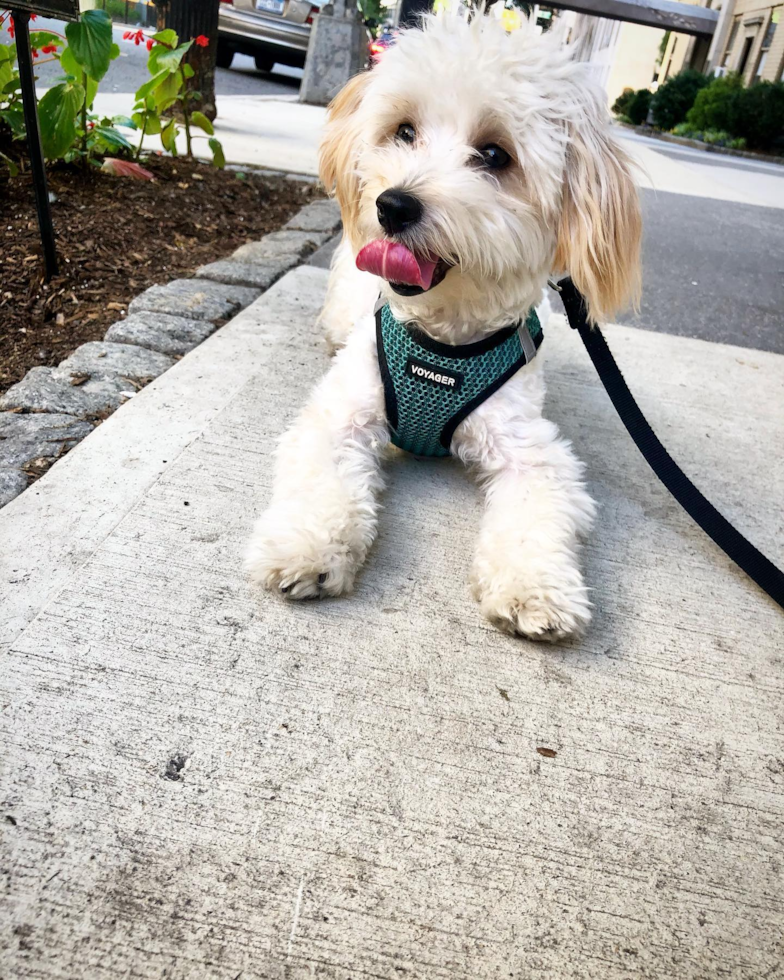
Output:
[{"xmin": 246, "ymin": 10, "xmax": 641, "ymax": 640}]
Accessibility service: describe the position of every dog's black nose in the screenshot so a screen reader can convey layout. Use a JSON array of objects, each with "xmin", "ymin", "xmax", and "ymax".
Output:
[{"xmin": 376, "ymin": 189, "xmax": 423, "ymax": 235}]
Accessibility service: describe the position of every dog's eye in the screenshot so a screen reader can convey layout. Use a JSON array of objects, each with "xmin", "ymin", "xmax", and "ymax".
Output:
[
  {"xmin": 478, "ymin": 144, "xmax": 510, "ymax": 170},
  {"xmin": 396, "ymin": 123, "xmax": 416, "ymax": 145}
]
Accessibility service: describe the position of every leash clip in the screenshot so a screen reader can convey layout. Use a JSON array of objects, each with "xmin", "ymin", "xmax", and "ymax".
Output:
[{"xmin": 547, "ymin": 278, "xmax": 563, "ymax": 293}]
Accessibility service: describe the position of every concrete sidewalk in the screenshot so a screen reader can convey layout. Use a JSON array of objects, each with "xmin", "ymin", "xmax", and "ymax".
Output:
[
  {"xmin": 94, "ymin": 91, "xmax": 784, "ymax": 209},
  {"xmin": 2, "ymin": 266, "xmax": 783, "ymax": 978}
]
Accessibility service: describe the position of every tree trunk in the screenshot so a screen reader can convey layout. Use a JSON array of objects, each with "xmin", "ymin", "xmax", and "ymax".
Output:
[{"xmin": 153, "ymin": 0, "xmax": 219, "ymax": 121}]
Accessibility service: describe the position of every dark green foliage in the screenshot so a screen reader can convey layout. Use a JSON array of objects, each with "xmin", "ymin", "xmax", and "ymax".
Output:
[
  {"xmin": 686, "ymin": 73, "xmax": 744, "ymax": 132},
  {"xmin": 733, "ymin": 81, "xmax": 784, "ymax": 151},
  {"xmin": 612, "ymin": 88, "xmax": 635, "ymax": 118},
  {"xmin": 651, "ymin": 70, "xmax": 710, "ymax": 130},
  {"xmin": 612, "ymin": 88, "xmax": 652, "ymax": 126},
  {"xmin": 686, "ymin": 74, "xmax": 784, "ymax": 151},
  {"xmin": 627, "ymin": 88, "xmax": 652, "ymax": 125}
]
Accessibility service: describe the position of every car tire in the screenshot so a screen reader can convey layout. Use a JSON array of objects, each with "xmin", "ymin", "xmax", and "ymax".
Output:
[
  {"xmin": 254, "ymin": 54, "xmax": 275, "ymax": 73},
  {"xmin": 217, "ymin": 39, "xmax": 234, "ymax": 69}
]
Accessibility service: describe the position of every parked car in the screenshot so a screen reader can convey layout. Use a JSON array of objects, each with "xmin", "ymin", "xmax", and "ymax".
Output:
[
  {"xmin": 217, "ymin": 0, "xmax": 321, "ymax": 73},
  {"xmin": 369, "ymin": 25, "xmax": 397, "ymax": 64}
]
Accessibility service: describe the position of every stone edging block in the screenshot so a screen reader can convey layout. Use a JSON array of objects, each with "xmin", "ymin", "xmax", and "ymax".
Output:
[
  {"xmin": 284, "ymin": 199, "xmax": 342, "ymax": 234},
  {"xmin": 105, "ymin": 312, "xmax": 219, "ymax": 357},
  {"xmin": 0, "ymin": 367, "xmax": 137, "ymax": 420},
  {"xmin": 57, "ymin": 342, "xmax": 175, "ymax": 384},
  {"xmin": 0, "ymin": 412, "xmax": 94, "ymax": 474},
  {"xmin": 129, "ymin": 279, "xmax": 260, "ymax": 321},
  {"xmin": 196, "ymin": 258, "xmax": 297, "ymax": 291},
  {"xmin": 0, "ymin": 196, "xmax": 342, "ymax": 509}
]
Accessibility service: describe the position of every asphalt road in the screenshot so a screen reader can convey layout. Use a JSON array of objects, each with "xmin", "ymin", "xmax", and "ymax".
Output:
[
  {"xmin": 635, "ymin": 188, "xmax": 784, "ymax": 354},
  {"xmin": 0, "ymin": 15, "xmax": 302, "ymax": 97}
]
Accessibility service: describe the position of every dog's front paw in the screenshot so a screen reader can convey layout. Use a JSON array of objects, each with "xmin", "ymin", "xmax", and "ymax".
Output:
[
  {"xmin": 245, "ymin": 503, "xmax": 365, "ymax": 600},
  {"xmin": 471, "ymin": 555, "xmax": 591, "ymax": 641}
]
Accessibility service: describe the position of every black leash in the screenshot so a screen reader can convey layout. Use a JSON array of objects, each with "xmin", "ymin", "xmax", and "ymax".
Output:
[{"xmin": 555, "ymin": 276, "xmax": 784, "ymax": 612}]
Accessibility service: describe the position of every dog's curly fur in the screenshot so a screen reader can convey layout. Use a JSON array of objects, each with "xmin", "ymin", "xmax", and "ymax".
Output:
[{"xmin": 247, "ymin": 10, "xmax": 641, "ymax": 640}]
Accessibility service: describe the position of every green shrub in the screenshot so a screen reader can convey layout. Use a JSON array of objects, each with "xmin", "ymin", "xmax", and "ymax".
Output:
[
  {"xmin": 611, "ymin": 88, "xmax": 635, "ymax": 117},
  {"xmin": 686, "ymin": 73, "xmax": 743, "ymax": 132},
  {"xmin": 701, "ymin": 129, "xmax": 732, "ymax": 145},
  {"xmin": 729, "ymin": 136, "xmax": 747, "ymax": 150},
  {"xmin": 651, "ymin": 70, "xmax": 710, "ymax": 130},
  {"xmin": 733, "ymin": 81, "xmax": 784, "ymax": 151},
  {"xmin": 627, "ymin": 88, "xmax": 652, "ymax": 125},
  {"xmin": 612, "ymin": 87, "xmax": 651, "ymax": 125}
]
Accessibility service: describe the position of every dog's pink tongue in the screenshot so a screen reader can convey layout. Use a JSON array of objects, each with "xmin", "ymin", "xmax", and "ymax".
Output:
[{"xmin": 356, "ymin": 240, "xmax": 437, "ymax": 290}]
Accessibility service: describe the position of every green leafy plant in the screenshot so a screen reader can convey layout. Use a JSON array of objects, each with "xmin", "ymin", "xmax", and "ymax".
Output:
[
  {"xmin": 686, "ymin": 73, "xmax": 744, "ymax": 134},
  {"xmin": 0, "ymin": 12, "xmax": 60, "ymax": 166},
  {"xmin": 683, "ymin": 73, "xmax": 783, "ymax": 152},
  {"xmin": 650, "ymin": 70, "xmax": 710, "ymax": 131},
  {"xmin": 611, "ymin": 88, "xmax": 635, "ymax": 118},
  {"xmin": 670, "ymin": 123, "xmax": 748, "ymax": 151},
  {"xmin": 0, "ymin": 40, "xmax": 23, "ymax": 172},
  {"xmin": 131, "ymin": 29, "xmax": 224, "ymax": 167},
  {"xmin": 612, "ymin": 87, "xmax": 652, "ymax": 126},
  {"xmin": 732, "ymin": 81, "xmax": 784, "ymax": 152},
  {"xmin": 0, "ymin": 9, "xmax": 133, "ymax": 168},
  {"xmin": 627, "ymin": 89, "xmax": 652, "ymax": 126},
  {"xmin": 704, "ymin": 129, "xmax": 732, "ymax": 145}
]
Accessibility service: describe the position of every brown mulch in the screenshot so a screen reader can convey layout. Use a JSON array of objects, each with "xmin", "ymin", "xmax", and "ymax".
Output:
[{"xmin": 0, "ymin": 155, "xmax": 320, "ymax": 395}]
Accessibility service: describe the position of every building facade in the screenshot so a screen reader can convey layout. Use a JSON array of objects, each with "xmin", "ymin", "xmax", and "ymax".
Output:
[
  {"xmin": 658, "ymin": 0, "xmax": 783, "ymax": 82},
  {"xmin": 552, "ymin": 10, "xmax": 665, "ymax": 106},
  {"xmin": 707, "ymin": 0, "xmax": 783, "ymax": 81}
]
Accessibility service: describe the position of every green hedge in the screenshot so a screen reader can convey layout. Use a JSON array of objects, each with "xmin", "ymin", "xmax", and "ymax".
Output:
[
  {"xmin": 685, "ymin": 73, "xmax": 784, "ymax": 152},
  {"xmin": 735, "ymin": 81, "xmax": 784, "ymax": 151},
  {"xmin": 650, "ymin": 70, "xmax": 710, "ymax": 130},
  {"xmin": 627, "ymin": 88, "xmax": 652, "ymax": 125},
  {"xmin": 611, "ymin": 87, "xmax": 651, "ymax": 126},
  {"xmin": 686, "ymin": 72, "xmax": 744, "ymax": 132}
]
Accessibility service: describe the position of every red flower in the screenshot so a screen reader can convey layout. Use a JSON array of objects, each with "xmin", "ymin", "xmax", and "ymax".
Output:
[
  {"xmin": 194, "ymin": 35, "xmax": 209, "ymax": 47},
  {"xmin": 8, "ymin": 16, "xmax": 14, "ymax": 39},
  {"xmin": 31, "ymin": 47, "xmax": 39, "ymax": 58},
  {"xmin": 123, "ymin": 29, "xmax": 145, "ymax": 46},
  {"xmin": 41, "ymin": 44, "xmax": 58, "ymax": 54},
  {"xmin": 146, "ymin": 38, "xmax": 154, "ymax": 51}
]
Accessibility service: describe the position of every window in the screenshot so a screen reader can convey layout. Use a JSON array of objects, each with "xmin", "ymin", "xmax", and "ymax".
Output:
[
  {"xmin": 754, "ymin": 9, "xmax": 779, "ymax": 82},
  {"xmin": 722, "ymin": 18, "xmax": 740, "ymax": 66},
  {"xmin": 737, "ymin": 34, "xmax": 755, "ymax": 76},
  {"xmin": 664, "ymin": 37, "xmax": 677, "ymax": 79}
]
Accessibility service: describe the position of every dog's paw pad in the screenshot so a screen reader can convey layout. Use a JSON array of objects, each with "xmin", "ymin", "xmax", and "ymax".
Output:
[
  {"xmin": 474, "ymin": 577, "xmax": 591, "ymax": 642},
  {"xmin": 246, "ymin": 526, "xmax": 358, "ymax": 601},
  {"xmin": 275, "ymin": 569, "xmax": 337, "ymax": 600},
  {"xmin": 487, "ymin": 597, "xmax": 589, "ymax": 642}
]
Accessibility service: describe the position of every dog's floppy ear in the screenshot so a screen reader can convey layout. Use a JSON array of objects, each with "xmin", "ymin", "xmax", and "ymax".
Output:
[
  {"xmin": 554, "ymin": 88, "xmax": 642, "ymax": 324},
  {"xmin": 319, "ymin": 70, "xmax": 371, "ymax": 249}
]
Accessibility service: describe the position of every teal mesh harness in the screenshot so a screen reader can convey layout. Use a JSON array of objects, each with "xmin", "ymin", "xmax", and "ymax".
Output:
[{"xmin": 376, "ymin": 303, "xmax": 543, "ymax": 458}]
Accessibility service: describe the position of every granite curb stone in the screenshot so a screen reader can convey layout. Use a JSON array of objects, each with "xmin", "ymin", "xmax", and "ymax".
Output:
[
  {"xmin": 284, "ymin": 199, "xmax": 342, "ymax": 234},
  {"xmin": 231, "ymin": 230, "xmax": 329, "ymax": 264},
  {"xmin": 196, "ymin": 258, "xmax": 297, "ymax": 290},
  {"xmin": 0, "ymin": 197, "xmax": 338, "ymax": 509},
  {"xmin": 0, "ymin": 467, "xmax": 29, "ymax": 507},
  {"xmin": 128, "ymin": 279, "xmax": 260, "ymax": 321},
  {"xmin": 0, "ymin": 368, "xmax": 136, "ymax": 420},
  {"xmin": 104, "ymin": 312, "xmax": 219, "ymax": 357},
  {"xmin": 0, "ymin": 413, "xmax": 94, "ymax": 470},
  {"xmin": 307, "ymin": 232, "xmax": 342, "ymax": 269},
  {"xmin": 57, "ymin": 342, "xmax": 175, "ymax": 383}
]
